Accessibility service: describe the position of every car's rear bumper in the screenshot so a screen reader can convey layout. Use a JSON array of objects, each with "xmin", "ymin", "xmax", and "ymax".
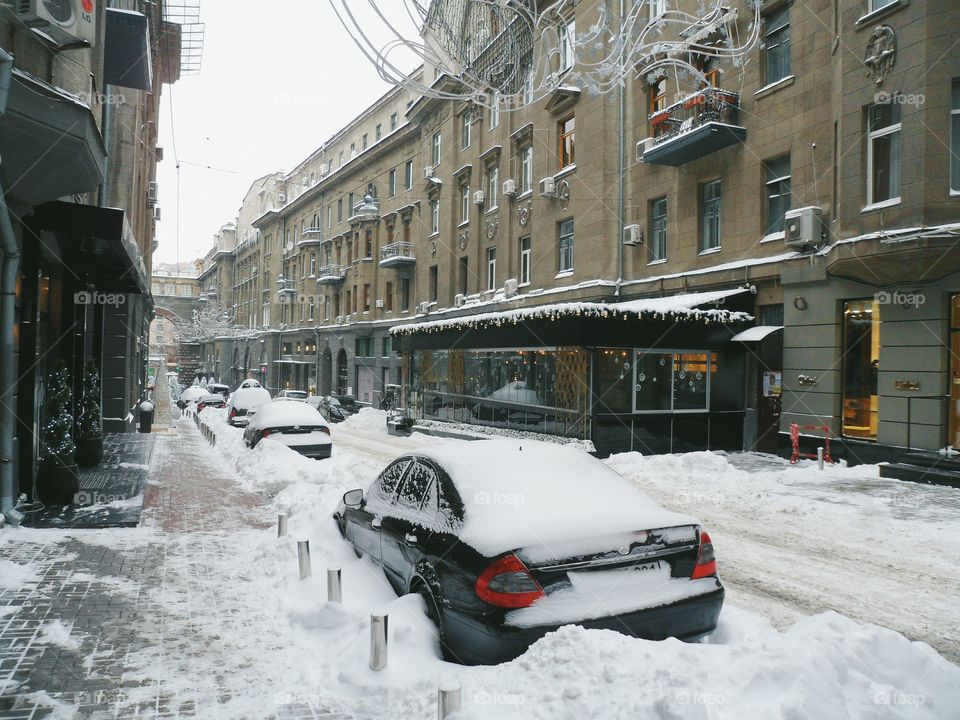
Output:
[{"xmin": 441, "ymin": 583, "xmax": 724, "ymax": 666}]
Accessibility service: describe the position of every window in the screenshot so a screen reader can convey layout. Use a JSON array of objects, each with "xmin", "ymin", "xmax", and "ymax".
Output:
[
  {"xmin": 700, "ymin": 180, "xmax": 721, "ymax": 252},
  {"xmin": 763, "ymin": 6, "xmax": 791, "ymax": 85},
  {"xmin": 842, "ymin": 299, "xmax": 881, "ymax": 440},
  {"xmin": 400, "ymin": 276, "xmax": 410, "ymax": 311},
  {"xmin": 869, "ymin": 0, "xmax": 897, "ymax": 11},
  {"xmin": 309, "ymin": 254, "xmax": 317, "ymax": 276},
  {"xmin": 362, "ymin": 133, "xmax": 368, "ymax": 150},
  {"xmin": 764, "ymin": 156, "xmax": 792, "ymax": 235},
  {"xmin": 429, "ymin": 265, "xmax": 438, "ymax": 302},
  {"xmin": 388, "ymin": 169, "xmax": 396, "ymax": 197},
  {"xmin": 364, "ymin": 229, "xmax": 372, "ymax": 258},
  {"xmin": 649, "ymin": 0, "xmax": 666, "ymax": 20},
  {"xmin": 520, "ymin": 145, "xmax": 533, "ymax": 193},
  {"xmin": 385, "ymin": 281, "xmax": 394, "ymax": 312},
  {"xmin": 559, "ymin": 17, "xmax": 576, "ymax": 72},
  {"xmin": 405, "ymin": 160, "xmax": 414, "ymax": 190},
  {"xmin": 367, "ymin": 458, "xmax": 409, "ymax": 506},
  {"xmin": 337, "ymin": 198, "xmax": 343, "ymax": 222},
  {"xmin": 363, "ymin": 284, "xmax": 371, "ymax": 312},
  {"xmin": 461, "ymin": 184, "xmax": 470, "ymax": 224},
  {"xmin": 634, "ymin": 351, "xmax": 712, "ymax": 412},
  {"xmin": 346, "ymin": 288, "xmax": 352, "ymax": 315},
  {"xmin": 348, "ymin": 192, "xmax": 355, "ymax": 214},
  {"xmin": 488, "ymin": 166, "xmax": 499, "ymax": 209},
  {"xmin": 867, "ymin": 102, "xmax": 901, "ymax": 206},
  {"xmin": 951, "ymin": 80, "xmax": 959, "ymax": 193},
  {"xmin": 523, "ymin": 71, "xmax": 535, "ymax": 105},
  {"xmin": 350, "ymin": 142, "xmax": 356, "ymax": 155},
  {"xmin": 649, "ymin": 77, "xmax": 667, "ymax": 116},
  {"xmin": 390, "ymin": 112, "xmax": 398, "ymax": 131},
  {"xmin": 432, "ymin": 132, "xmax": 442, "ymax": 166},
  {"xmin": 558, "ymin": 219, "xmax": 574, "ymax": 273},
  {"xmin": 308, "ymin": 296, "xmax": 315, "ymax": 321},
  {"xmin": 375, "ymin": 124, "xmax": 382, "ymax": 141},
  {"xmin": 462, "ymin": 110, "xmax": 472, "ymax": 149},
  {"xmin": 490, "ymin": 93, "xmax": 500, "ymax": 129},
  {"xmin": 327, "ymin": 205, "xmax": 332, "ymax": 228},
  {"xmin": 559, "ymin": 115, "xmax": 576, "ymax": 168},
  {"xmin": 650, "ymin": 197, "xmax": 667, "ymax": 262},
  {"xmin": 486, "ymin": 247, "xmax": 497, "ymax": 291},
  {"xmin": 459, "ymin": 256, "xmax": 469, "ymax": 295},
  {"xmin": 520, "ymin": 236, "xmax": 532, "ymax": 285},
  {"xmin": 382, "ymin": 337, "xmax": 392, "ymax": 357},
  {"xmin": 431, "ymin": 198, "xmax": 440, "ymax": 235}
]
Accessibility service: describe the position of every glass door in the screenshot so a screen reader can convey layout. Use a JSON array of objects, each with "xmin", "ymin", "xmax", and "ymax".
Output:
[{"xmin": 842, "ymin": 299, "xmax": 881, "ymax": 440}]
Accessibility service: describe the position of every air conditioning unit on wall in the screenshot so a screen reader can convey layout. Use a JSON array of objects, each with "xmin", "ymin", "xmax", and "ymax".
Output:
[
  {"xmin": 15, "ymin": 0, "xmax": 97, "ymax": 46},
  {"xmin": 502, "ymin": 178, "xmax": 517, "ymax": 196},
  {"xmin": 504, "ymin": 278, "xmax": 519, "ymax": 297},
  {"xmin": 423, "ymin": 165, "xmax": 435, "ymax": 179},
  {"xmin": 784, "ymin": 207, "xmax": 824, "ymax": 249},
  {"xmin": 418, "ymin": 301, "xmax": 430, "ymax": 315},
  {"xmin": 538, "ymin": 177, "xmax": 556, "ymax": 197},
  {"xmin": 623, "ymin": 224, "xmax": 642, "ymax": 246},
  {"xmin": 473, "ymin": 190, "xmax": 485, "ymax": 205}
]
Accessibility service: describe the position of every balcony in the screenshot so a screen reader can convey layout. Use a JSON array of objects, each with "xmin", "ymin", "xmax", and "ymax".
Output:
[
  {"xmin": 640, "ymin": 87, "xmax": 745, "ymax": 167},
  {"xmin": 298, "ymin": 227, "xmax": 324, "ymax": 247},
  {"xmin": 316, "ymin": 264, "xmax": 347, "ymax": 285},
  {"xmin": 379, "ymin": 241, "xmax": 416, "ymax": 268}
]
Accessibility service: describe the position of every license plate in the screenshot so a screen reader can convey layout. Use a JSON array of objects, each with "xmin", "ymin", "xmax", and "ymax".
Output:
[{"xmin": 630, "ymin": 560, "xmax": 662, "ymax": 573}]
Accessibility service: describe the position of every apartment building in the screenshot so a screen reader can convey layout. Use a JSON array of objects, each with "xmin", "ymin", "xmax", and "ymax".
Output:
[{"xmin": 195, "ymin": 0, "xmax": 960, "ymax": 461}]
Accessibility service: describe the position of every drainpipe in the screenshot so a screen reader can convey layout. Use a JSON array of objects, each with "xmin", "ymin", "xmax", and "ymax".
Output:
[
  {"xmin": 614, "ymin": 0, "xmax": 626, "ymax": 300},
  {"xmin": 1, "ymin": 48, "xmax": 24, "ymax": 524}
]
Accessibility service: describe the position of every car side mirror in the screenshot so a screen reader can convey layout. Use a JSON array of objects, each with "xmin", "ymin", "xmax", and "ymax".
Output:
[{"xmin": 343, "ymin": 489, "xmax": 364, "ymax": 508}]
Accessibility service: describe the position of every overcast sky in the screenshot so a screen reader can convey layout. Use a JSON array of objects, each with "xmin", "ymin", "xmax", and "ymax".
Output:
[{"xmin": 153, "ymin": 0, "xmax": 418, "ymax": 268}]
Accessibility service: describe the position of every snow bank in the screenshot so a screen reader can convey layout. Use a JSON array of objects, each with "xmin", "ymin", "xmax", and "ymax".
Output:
[{"xmin": 341, "ymin": 407, "xmax": 389, "ymax": 434}]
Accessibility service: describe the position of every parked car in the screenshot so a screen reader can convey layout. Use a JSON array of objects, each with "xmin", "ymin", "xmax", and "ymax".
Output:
[
  {"xmin": 226, "ymin": 380, "xmax": 271, "ymax": 427},
  {"xmin": 276, "ymin": 389, "xmax": 309, "ymax": 401},
  {"xmin": 208, "ymin": 382, "xmax": 231, "ymax": 399},
  {"xmin": 329, "ymin": 394, "xmax": 360, "ymax": 416},
  {"xmin": 307, "ymin": 395, "xmax": 348, "ymax": 423},
  {"xmin": 334, "ymin": 440, "xmax": 723, "ymax": 665},
  {"xmin": 243, "ymin": 400, "xmax": 332, "ymax": 459},
  {"xmin": 196, "ymin": 393, "xmax": 227, "ymax": 412},
  {"xmin": 177, "ymin": 385, "xmax": 207, "ymax": 411}
]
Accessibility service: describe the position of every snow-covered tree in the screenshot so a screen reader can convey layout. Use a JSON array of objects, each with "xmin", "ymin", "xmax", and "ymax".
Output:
[
  {"xmin": 176, "ymin": 301, "xmax": 244, "ymax": 343},
  {"xmin": 43, "ymin": 362, "xmax": 76, "ymax": 468}
]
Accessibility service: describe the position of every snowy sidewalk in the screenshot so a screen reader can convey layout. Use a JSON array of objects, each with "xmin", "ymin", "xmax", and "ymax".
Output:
[{"xmin": 0, "ymin": 420, "xmax": 340, "ymax": 719}]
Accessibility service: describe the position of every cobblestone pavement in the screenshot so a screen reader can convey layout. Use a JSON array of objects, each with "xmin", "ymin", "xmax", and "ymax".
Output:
[{"xmin": 0, "ymin": 419, "xmax": 346, "ymax": 719}]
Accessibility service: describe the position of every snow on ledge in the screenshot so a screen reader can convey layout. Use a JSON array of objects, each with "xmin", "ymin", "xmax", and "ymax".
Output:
[{"xmin": 390, "ymin": 287, "xmax": 753, "ymax": 337}]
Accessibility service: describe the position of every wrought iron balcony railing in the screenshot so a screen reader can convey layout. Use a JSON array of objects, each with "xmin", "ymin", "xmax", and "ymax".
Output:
[
  {"xmin": 641, "ymin": 87, "xmax": 745, "ymax": 166},
  {"xmin": 379, "ymin": 241, "xmax": 416, "ymax": 268}
]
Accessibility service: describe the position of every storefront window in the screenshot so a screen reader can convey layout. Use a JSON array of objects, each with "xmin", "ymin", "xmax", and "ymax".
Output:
[
  {"xmin": 594, "ymin": 349, "xmax": 633, "ymax": 413},
  {"xmin": 842, "ymin": 299, "xmax": 881, "ymax": 440},
  {"xmin": 634, "ymin": 352, "xmax": 673, "ymax": 411},
  {"xmin": 673, "ymin": 353, "xmax": 709, "ymax": 410},
  {"xmin": 634, "ymin": 350, "xmax": 716, "ymax": 412}
]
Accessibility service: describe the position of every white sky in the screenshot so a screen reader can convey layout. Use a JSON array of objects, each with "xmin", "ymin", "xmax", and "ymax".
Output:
[{"xmin": 153, "ymin": 0, "xmax": 420, "ymax": 267}]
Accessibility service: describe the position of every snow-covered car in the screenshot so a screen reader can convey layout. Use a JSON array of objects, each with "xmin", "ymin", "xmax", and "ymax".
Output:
[
  {"xmin": 226, "ymin": 381, "xmax": 271, "ymax": 427},
  {"xmin": 276, "ymin": 389, "xmax": 309, "ymax": 401},
  {"xmin": 178, "ymin": 385, "xmax": 207, "ymax": 411},
  {"xmin": 243, "ymin": 400, "xmax": 332, "ymax": 459},
  {"xmin": 306, "ymin": 396, "xmax": 348, "ymax": 423},
  {"xmin": 329, "ymin": 394, "xmax": 360, "ymax": 416},
  {"xmin": 196, "ymin": 393, "xmax": 227, "ymax": 412},
  {"xmin": 334, "ymin": 440, "xmax": 723, "ymax": 665},
  {"xmin": 208, "ymin": 382, "xmax": 231, "ymax": 399}
]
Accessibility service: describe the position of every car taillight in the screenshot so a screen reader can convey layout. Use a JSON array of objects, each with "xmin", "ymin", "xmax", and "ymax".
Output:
[
  {"xmin": 261, "ymin": 429, "xmax": 271, "ymax": 438},
  {"xmin": 691, "ymin": 529, "xmax": 717, "ymax": 579},
  {"xmin": 197, "ymin": 403, "xmax": 205, "ymax": 412},
  {"xmin": 229, "ymin": 407, "xmax": 237, "ymax": 418},
  {"xmin": 319, "ymin": 426, "xmax": 331, "ymax": 436},
  {"xmin": 475, "ymin": 554, "xmax": 545, "ymax": 609}
]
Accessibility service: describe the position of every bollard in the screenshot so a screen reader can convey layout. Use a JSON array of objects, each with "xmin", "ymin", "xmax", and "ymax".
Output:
[
  {"xmin": 438, "ymin": 680, "xmax": 462, "ymax": 719},
  {"xmin": 327, "ymin": 568, "xmax": 342, "ymax": 603},
  {"xmin": 370, "ymin": 613, "xmax": 388, "ymax": 671},
  {"xmin": 817, "ymin": 446, "xmax": 825, "ymax": 470},
  {"xmin": 277, "ymin": 513, "xmax": 288, "ymax": 538},
  {"xmin": 297, "ymin": 540, "xmax": 311, "ymax": 579}
]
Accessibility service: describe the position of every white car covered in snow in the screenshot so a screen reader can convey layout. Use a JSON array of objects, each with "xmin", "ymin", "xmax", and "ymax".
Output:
[
  {"xmin": 243, "ymin": 399, "xmax": 332, "ymax": 460},
  {"xmin": 226, "ymin": 380, "xmax": 271, "ymax": 427}
]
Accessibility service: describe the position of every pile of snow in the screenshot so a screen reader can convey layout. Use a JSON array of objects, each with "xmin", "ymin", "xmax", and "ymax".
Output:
[{"xmin": 341, "ymin": 407, "xmax": 389, "ymax": 434}]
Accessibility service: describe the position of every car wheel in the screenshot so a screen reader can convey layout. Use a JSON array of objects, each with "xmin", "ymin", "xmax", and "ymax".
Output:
[{"xmin": 415, "ymin": 583, "xmax": 454, "ymax": 662}]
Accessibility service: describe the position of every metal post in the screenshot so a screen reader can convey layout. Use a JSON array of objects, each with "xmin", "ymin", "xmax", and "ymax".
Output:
[
  {"xmin": 817, "ymin": 446, "xmax": 824, "ymax": 470},
  {"xmin": 327, "ymin": 568, "xmax": 342, "ymax": 603},
  {"xmin": 297, "ymin": 540, "xmax": 311, "ymax": 579},
  {"xmin": 369, "ymin": 613, "xmax": 388, "ymax": 671},
  {"xmin": 438, "ymin": 680, "xmax": 462, "ymax": 719},
  {"xmin": 277, "ymin": 513, "xmax": 287, "ymax": 537}
]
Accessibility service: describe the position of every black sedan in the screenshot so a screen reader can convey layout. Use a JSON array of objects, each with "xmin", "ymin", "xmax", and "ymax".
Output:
[{"xmin": 334, "ymin": 440, "xmax": 723, "ymax": 665}]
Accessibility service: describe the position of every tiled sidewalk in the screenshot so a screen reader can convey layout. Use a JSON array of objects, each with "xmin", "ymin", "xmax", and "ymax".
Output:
[{"xmin": 0, "ymin": 421, "xmax": 342, "ymax": 719}]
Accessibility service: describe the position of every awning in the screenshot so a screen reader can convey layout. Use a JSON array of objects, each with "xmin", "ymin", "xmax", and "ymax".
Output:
[
  {"xmin": 273, "ymin": 360, "xmax": 313, "ymax": 365},
  {"xmin": 104, "ymin": 8, "xmax": 153, "ymax": 90},
  {"xmin": 28, "ymin": 202, "xmax": 148, "ymax": 294},
  {"xmin": 729, "ymin": 325, "xmax": 784, "ymax": 342},
  {"xmin": 0, "ymin": 69, "xmax": 106, "ymax": 205}
]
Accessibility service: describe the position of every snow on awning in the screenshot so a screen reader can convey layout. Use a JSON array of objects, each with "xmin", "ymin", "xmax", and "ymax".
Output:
[
  {"xmin": 730, "ymin": 325, "xmax": 784, "ymax": 342},
  {"xmin": 390, "ymin": 287, "xmax": 753, "ymax": 337}
]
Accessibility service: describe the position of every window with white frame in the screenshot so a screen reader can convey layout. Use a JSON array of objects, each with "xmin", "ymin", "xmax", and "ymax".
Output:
[
  {"xmin": 700, "ymin": 179, "xmax": 722, "ymax": 251},
  {"xmin": 559, "ymin": 17, "xmax": 576, "ymax": 72},
  {"xmin": 867, "ymin": 102, "xmax": 901, "ymax": 206},
  {"xmin": 390, "ymin": 112, "xmax": 398, "ymax": 131},
  {"xmin": 650, "ymin": 197, "xmax": 667, "ymax": 262},
  {"xmin": 649, "ymin": 0, "xmax": 667, "ymax": 20},
  {"xmin": 388, "ymin": 169, "xmax": 397, "ymax": 198},
  {"xmin": 431, "ymin": 198, "xmax": 440, "ymax": 235},
  {"xmin": 462, "ymin": 110, "xmax": 472, "ymax": 149},
  {"xmin": 490, "ymin": 93, "xmax": 500, "ymax": 129},
  {"xmin": 951, "ymin": 79, "xmax": 960, "ymax": 193},
  {"xmin": 520, "ymin": 145, "xmax": 533, "ymax": 193},
  {"xmin": 764, "ymin": 156, "xmax": 792, "ymax": 234},
  {"xmin": 488, "ymin": 165, "xmax": 499, "ymax": 209},
  {"xmin": 524, "ymin": 71, "xmax": 535, "ymax": 105},
  {"xmin": 520, "ymin": 236, "xmax": 531, "ymax": 285},
  {"xmin": 558, "ymin": 218, "xmax": 574, "ymax": 273},
  {"xmin": 869, "ymin": 0, "xmax": 897, "ymax": 11},
  {"xmin": 486, "ymin": 247, "xmax": 497, "ymax": 291},
  {"xmin": 432, "ymin": 132, "xmax": 442, "ymax": 166},
  {"xmin": 763, "ymin": 5, "xmax": 791, "ymax": 85},
  {"xmin": 405, "ymin": 160, "xmax": 414, "ymax": 190},
  {"xmin": 460, "ymin": 184, "xmax": 470, "ymax": 224}
]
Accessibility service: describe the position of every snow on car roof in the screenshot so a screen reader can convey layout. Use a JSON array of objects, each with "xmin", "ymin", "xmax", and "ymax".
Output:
[
  {"xmin": 199, "ymin": 394, "xmax": 226, "ymax": 402},
  {"xmin": 251, "ymin": 400, "xmax": 328, "ymax": 428},
  {"xmin": 228, "ymin": 386, "xmax": 271, "ymax": 410},
  {"xmin": 411, "ymin": 439, "xmax": 697, "ymax": 560},
  {"xmin": 179, "ymin": 386, "xmax": 207, "ymax": 402}
]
